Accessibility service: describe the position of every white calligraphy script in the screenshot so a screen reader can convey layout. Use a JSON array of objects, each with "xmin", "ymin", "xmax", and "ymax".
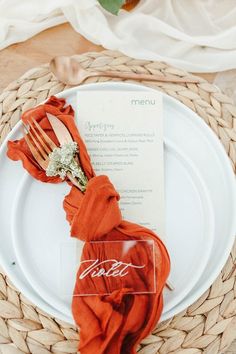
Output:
[{"xmin": 79, "ymin": 259, "xmax": 146, "ymax": 280}]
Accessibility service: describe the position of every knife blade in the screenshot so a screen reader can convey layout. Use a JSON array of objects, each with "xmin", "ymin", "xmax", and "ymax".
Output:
[{"xmin": 46, "ymin": 112, "xmax": 73, "ymax": 145}]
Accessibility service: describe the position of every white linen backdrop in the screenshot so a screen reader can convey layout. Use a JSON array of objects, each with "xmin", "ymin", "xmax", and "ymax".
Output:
[{"xmin": 0, "ymin": 0, "xmax": 236, "ymax": 73}]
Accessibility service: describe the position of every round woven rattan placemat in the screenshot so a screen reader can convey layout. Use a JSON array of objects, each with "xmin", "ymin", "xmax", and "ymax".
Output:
[{"xmin": 0, "ymin": 50, "xmax": 236, "ymax": 354}]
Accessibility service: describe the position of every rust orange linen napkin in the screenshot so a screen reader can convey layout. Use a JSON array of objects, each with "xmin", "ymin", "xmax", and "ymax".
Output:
[{"xmin": 7, "ymin": 96, "xmax": 170, "ymax": 354}]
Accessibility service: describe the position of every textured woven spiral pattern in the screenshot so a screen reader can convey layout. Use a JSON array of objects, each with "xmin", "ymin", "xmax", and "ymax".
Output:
[{"xmin": 0, "ymin": 50, "xmax": 236, "ymax": 354}]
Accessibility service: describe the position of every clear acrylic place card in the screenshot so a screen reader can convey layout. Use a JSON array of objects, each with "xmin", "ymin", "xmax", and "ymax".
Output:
[{"xmin": 60, "ymin": 240, "xmax": 156, "ymax": 297}]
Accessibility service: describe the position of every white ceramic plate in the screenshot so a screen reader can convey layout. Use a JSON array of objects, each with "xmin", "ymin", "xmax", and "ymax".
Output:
[
  {"xmin": 0, "ymin": 82, "xmax": 235, "ymax": 324},
  {"xmin": 11, "ymin": 138, "xmax": 214, "ymax": 321}
]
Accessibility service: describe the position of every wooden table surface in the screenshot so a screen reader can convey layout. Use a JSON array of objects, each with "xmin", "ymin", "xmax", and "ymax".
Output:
[
  {"xmin": 0, "ymin": 23, "xmax": 103, "ymax": 91},
  {"xmin": 0, "ymin": 22, "xmax": 234, "ymax": 354}
]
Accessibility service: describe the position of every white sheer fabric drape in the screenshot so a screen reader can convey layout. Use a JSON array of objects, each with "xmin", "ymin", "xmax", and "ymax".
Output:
[{"xmin": 0, "ymin": 0, "xmax": 236, "ymax": 73}]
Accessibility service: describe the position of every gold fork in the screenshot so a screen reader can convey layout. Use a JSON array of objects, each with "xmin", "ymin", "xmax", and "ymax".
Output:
[{"xmin": 22, "ymin": 118, "xmax": 85, "ymax": 191}]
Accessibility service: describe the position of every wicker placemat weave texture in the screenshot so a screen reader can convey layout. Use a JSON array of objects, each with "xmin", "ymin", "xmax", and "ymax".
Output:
[{"xmin": 0, "ymin": 50, "xmax": 236, "ymax": 354}]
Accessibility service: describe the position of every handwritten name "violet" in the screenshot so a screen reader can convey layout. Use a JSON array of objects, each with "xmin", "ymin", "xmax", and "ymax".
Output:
[{"xmin": 79, "ymin": 259, "xmax": 145, "ymax": 280}]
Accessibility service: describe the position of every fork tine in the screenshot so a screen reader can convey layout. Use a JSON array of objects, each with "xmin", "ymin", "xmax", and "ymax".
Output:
[
  {"xmin": 32, "ymin": 118, "xmax": 57, "ymax": 150},
  {"xmin": 27, "ymin": 127, "xmax": 48, "ymax": 160},
  {"xmin": 28, "ymin": 121, "xmax": 51, "ymax": 155},
  {"xmin": 22, "ymin": 127, "xmax": 48, "ymax": 170}
]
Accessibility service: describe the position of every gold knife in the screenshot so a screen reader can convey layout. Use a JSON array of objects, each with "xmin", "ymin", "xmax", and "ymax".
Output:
[{"xmin": 46, "ymin": 113, "xmax": 73, "ymax": 145}]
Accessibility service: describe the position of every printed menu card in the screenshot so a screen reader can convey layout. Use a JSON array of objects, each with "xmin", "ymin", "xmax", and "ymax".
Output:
[{"xmin": 76, "ymin": 91, "xmax": 165, "ymax": 237}]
